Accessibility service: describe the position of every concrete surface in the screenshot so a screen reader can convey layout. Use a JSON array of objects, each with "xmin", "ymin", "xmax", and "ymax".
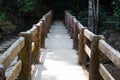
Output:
[{"xmin": 32, "ymin": 21, "xmax": 89, "ymax": 80}]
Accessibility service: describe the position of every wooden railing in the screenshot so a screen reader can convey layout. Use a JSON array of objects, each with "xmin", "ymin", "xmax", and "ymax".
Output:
[
  {"xmin": 0, "ymin": 10, "xmax": 52, "ymax": 80},
  {"xmin": 65, "ymin": 11, "xmax": 120, "ymax": 80}
]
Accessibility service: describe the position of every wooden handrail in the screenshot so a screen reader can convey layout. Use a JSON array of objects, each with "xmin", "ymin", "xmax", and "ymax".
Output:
[
  {"xmin": 0, "ymin": 10, "xmax": 53, "ymax": 80},
  {"xmin": 65, "ymin": 10, "xmax": 120, "ymax": 80},
  {"xmin": 6, "ymin": 60, "xmax": 22, "ymax": 80},
  {"xmin": 0, "ymin": 37, "xmax": 24, "ymax": 68},
  {"xmin": 99, "ymin": 63, "xmax": 115, "ymax": 80},
  {"xmin": 99, "ymin": 40, "xmax": 120, "ymax": 69}
]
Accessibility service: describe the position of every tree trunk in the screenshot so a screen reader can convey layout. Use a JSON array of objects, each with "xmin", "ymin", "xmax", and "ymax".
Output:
[
  {"xmin": 88, "ymin": 0, "xmax": 99, "ymax": 34},
  {"xmin": 88, "ymin": 0, "xmax": 94, "ymax": 32},
  {"xmin": 95, "ymin": 0, "xmax": 99, "ymax": 34}
]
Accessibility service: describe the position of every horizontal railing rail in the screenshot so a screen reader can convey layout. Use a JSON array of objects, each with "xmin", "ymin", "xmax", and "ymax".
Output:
[
  {"xmin": 0, "ymin": 10, "xmax": 52, "ymax": 80},
  {"xmin": 65, "ymin": 10, "xmax": 120, "ymax": 80}
]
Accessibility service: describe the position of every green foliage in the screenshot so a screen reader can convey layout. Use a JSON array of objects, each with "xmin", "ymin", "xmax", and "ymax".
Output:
[
  {"xmin": 99, "ymin": 4, "xmax": 120, "ymax": 33},
  {"xmin": 99, "ymin": 7, "xmax": 108, "ymax": 32},
  {"xmin": 0, "ymin": 0, "xmax": 119, "ymax": 31},
  {"xmin": 112, "ymin": 0, "xmax": 120, "ymax": 20},
  {"xmin": 0, "ymin": 12, "xmax": 7, "ymax": 20},
  {"xmin": 67, "ymin": 0, "xmax": 88, "ymax": 26},
  {"xmin": 17, "ymin": 0, "xmax": 38, "ymax": 16},
  {"xmin": 77, "ymin": 11, "xmax": 88, "ymax": 26},
  {"xmin": 0, "ymin": 0, "xmax": 39, "ymax": 19},
  {"xmin": 99, "ymin": 7, "xmax": 107, "ymax": 20},
  {"xmin": 109, "ymin": 0, "xmax": 120, "ymax": 31}
]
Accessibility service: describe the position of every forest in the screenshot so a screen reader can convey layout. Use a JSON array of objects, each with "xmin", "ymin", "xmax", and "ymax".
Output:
[{"xmin": 0, "ymin": 0, "xmax": 120, "ymax": 51}]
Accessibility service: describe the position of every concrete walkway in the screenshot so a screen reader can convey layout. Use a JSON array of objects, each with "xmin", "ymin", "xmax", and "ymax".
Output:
[{"xmin": 32, "ymin": 21, "xmax": 89, "ymax": 80}]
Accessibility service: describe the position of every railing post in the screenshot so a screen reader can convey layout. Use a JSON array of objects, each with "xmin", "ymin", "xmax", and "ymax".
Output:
[
  {"xmin": 73, "ymin": 22, "xmax": 79, "ymax": 50},
  {"xmin": 46, "ymin": 16, "xmax": 49, "ymax": 33},
  {"xmin": 64, "ymin": 11, "xmax": 67, "ymax": 29},
  {"xmin": 48, "ymin": 13, "xmax": 52, "ymax": 30},
  {"xmin": 68, "ymin": 17, "xmax": 71, "ymax": 34},
  {"xmin": 0, "ymin": 64, "xmax": 5, "ymax": 80},
  {"xmin": 18, "ymin": 32, "xmax": 32, "ymax": 80},
  {"xmin": 66, "ymin": 15, "xmax": 69, "ymax": 29},
  {"xmin": 77, "ymin": 28, "xmax": 87, "ymax": 65},
  {"xmin": 89, "ymin": 36, "xmax": 103, "ymax": 80},
  {"xmin": 69, "ymin": 16, "xmax": 75, "ymax": 39},
  {"xmin": 41, "ymin": 17, "xmax": 48, "ymax": 37},
  {"xmin": 32, "ymin": 25, "xmax": 41, "ymax": 63},
  {"xmin": 48, "ymin": 11, "xmax": 52, "ymax": 31},
  {"xmin": 49, "ymin": 11, "xmax": 52, "ymax": 26},
  {"xmin": 40, "ymin": 20, "xmax": 45, "ymax": 48},
  {"xmin": 64, "ymin": 11, "xmax": 67, "ymax": 27}
]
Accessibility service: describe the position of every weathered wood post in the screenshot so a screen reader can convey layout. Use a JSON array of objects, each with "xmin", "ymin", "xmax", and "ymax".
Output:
[
  {"xmin": 77, "ymin": 27, "xmax": 87, "ymax": 65},
  {"xmin": 64, "ymin": 11, "xmax": 67, "ymax": 28},
  {"xmin": 44, "ymin": 18, "xmax": 48, "ymax": 37},
  {"xmin": 18, "ymin": 32, "xmax": 32, "ymax": 80},
  {"xmin": 40, "ymin": 20, "xmax": 45, "ymax": 48},
  {"xmin": 65, "ymin": 11, "xmax": 68, "ymax": 29},
  {"xmin": 66, "ymin": 17, "xmax": 69, "ymax": 29},
  {"xmin": 66, "ymin": 14, "xmax": 69, "ymax": 29},
  {"xmin": 70, "ymin": 16, "xmax": 75, "ymax": 39},
  {"xmin": 47, "ymin": 16, "xmax": 50, "ymax": 31},
  {"xmin": 68, "ymin": 16, "xmax": 71, "ymax": 34},
  {"xmin": 32, "ymin": 24, "xmax": 41, "ymax": 63},
  {"xmin": 49, "ymin": 11, "xmax": 52, "ymax": 27},
  {"xmin": 42, "ymin": 16, "xmax": 48, "ymax": 38},
  {"xmin": 0, "ymin": 64, "xmax": 5, "ymax": 80},
  {"xmin": 46, "ymin": 16, "xmax": 49, "ymax": 33},
  {"xmin": 48, "ymin": 11, "xmax": 52, "ymax": 32},
  {"xmin": 89, "ymin": 36, "xmax": 103, "ymax": 80},
  {"xmin": 73, "ymin": 21, "xmax": 79, "ymax": 50}
]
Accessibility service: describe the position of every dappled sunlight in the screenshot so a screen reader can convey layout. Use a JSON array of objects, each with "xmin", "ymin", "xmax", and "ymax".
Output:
[
  {"xmin": 33, "ymin": 21, "xmax": 89, "ymax": 80},
  {"xmin": 45, "ymin": 49, "xmax": 77, "ymax": 65}
]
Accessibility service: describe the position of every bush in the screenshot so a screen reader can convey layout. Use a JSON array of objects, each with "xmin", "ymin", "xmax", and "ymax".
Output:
[
  {"xmin": 77, "ymin": 11, "xmax": 88, "ymax": 26},
  {"xmin": 112, "ymin": 0, "xmax": 120, "ymax": 21},
  {"xmin": 99, "ymin": 6, "xmax": 120, "ymax": 32},
  {"xmin": 18, "ymin": 0, "xmax": 38, "ymax": 16},
  {"xmin": 0, "ymin": 12, "xmax": 7, "ymax": 20}
]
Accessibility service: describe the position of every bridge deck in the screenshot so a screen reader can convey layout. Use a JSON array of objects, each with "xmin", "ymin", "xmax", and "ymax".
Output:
[{"xmin": 32, "ymin": 21, "xmax": 89, "ymax": 80}]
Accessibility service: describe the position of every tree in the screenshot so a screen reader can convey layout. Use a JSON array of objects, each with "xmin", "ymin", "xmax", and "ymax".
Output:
[
  {"xmin": 88, "ymin": 0, "xmax": 94, "ymax": 32},
  {"xmin": 88, "ymin": 0, "xmax": 99, "ymax": 34},
  {"xmin": 112, "ymin": 0, "xmax": 120, "ymax": 21}
]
